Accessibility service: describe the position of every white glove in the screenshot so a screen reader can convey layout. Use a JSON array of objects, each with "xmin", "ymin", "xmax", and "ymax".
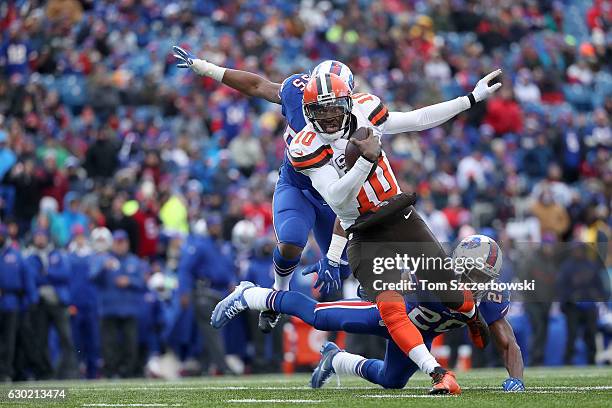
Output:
[
  {"xmin": 471, "ymin": 69, "xmax": 503, "ymax": 102},
  {"xmin": 173, "ymin": 45, "xmax": 226, "ymax": 81}
]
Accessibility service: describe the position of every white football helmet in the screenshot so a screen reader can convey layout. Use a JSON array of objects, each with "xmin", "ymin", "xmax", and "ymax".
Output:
[
  {"xmin": 312, "ymin": 60, "xmax": 355, "ymax": 91},
  {"xmin": 192, "ymin": 219, "xmax": 208, "ymax": 236},
  {"xmin": 91, "ymin": 227, "xmax": 113, "ymax": 253},
  {"xmin": 451, "ymin": 234, "xmax": 503, "ymax": 299},
  {"xmin": 231, "ymin": 220, "xmax": 258, "ymax": 251}
]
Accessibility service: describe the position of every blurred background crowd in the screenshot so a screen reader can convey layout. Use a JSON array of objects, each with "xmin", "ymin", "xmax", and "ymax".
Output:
[{"xmin": 0, "ymin": 0, "xmax": 610, "ymax": 381}]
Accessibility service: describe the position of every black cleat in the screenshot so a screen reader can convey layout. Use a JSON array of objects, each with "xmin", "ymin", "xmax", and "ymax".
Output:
[{"xmin": 258, "ymin": 310, "xmax": 281, "ymax": 333}]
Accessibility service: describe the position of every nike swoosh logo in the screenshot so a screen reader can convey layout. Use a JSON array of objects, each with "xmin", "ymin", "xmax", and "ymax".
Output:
[{"xmin": 404, "ymin": 210, "xmax": 413, "ymax": 220}]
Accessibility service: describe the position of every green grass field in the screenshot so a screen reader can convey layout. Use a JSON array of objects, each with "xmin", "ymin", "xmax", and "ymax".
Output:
[{"xmin": 1, "ymin": 367, "xmax": 611, "ymax": 408}]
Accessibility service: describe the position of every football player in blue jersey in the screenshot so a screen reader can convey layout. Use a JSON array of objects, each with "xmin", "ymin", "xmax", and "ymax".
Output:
[
  {"xmin": 174, "ymin": 47, "xmax": 354, "ymax": 332},
  {"xmin": 173, "ymin": 46, "xmax": 502, "ymax": 334},
  {"xmin": 211, "ymin": 235, "xmax": 524, "ymax": 394}
]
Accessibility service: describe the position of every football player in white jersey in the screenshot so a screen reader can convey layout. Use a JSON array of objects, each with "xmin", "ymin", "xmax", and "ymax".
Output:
[{"xmin": 285, "ymin": 71, "xmax": 502, "ymax": 393}]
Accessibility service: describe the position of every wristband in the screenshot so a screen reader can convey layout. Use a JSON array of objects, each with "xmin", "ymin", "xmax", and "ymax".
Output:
[
  {"xmin": 192, "ymin": 59, "xmax": 227, "ymax": 82},
  {"xmin": 467, "ymin": 92, "xmax": 476, "ymax": 107},
  {"xmin": 327, "ymin": 234, "xmax": 348, "ymax": 264}
]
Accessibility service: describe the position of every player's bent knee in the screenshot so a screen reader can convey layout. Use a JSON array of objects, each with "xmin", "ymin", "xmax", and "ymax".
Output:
[
  {"xmin": 275, "ymin": 216, "xmax": 311, "ymax": 250},
  {"xmin": 380, "ymin": 377, "xmax": 408, "ymax": 389},
  {"xmin": 277, "ymin": 243, "xmax": 303, "ymax": 260}
]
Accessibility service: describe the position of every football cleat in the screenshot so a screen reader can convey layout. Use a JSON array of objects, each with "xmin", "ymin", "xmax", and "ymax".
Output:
[
  {"xmin": 429, "ymin": 366, "xmax": 461, "ymax": 395},
  {"xmin": 210, "ymin": 281, "xmax": 254, "ymax": 329},
  {"xmin": 466, "ymin": 307, "xmax": 490, "ymax": 349},
  {"xmin": 258, "ymin": 310, "xmax": 281, "ymax": 333},
  {"xmin": 311, "ymin": 341, "xmax": 342, "ymax": 388}
]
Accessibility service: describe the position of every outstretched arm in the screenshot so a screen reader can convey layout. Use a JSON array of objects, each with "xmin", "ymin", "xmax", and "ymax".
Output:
[
  {"xmin": 490, "ymin": 317, "xmax": 525, "ymax": 390},
  {"xmin": 173, "ymin": 46, "xmax": 281, "ymax": 103},
  {"xmin": 384, "ymin": 69, "xmax": 502, "ymax": 134},
  {"xmin": 222, "ymin": 69, "xmax": 281, "ymax": 103}
]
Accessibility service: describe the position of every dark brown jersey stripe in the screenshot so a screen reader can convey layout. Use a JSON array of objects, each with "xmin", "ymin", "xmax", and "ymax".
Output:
[
  {"xmin": 368, "ymin": 102, "xmax": 388, "ymax": 126},
  {"xmin": 290, "ymin": 144, "xmax": 332, "ymax": 163},
  {"xmin": 371, "ymin": 107, "xmax": 389, "ymax": 126},
  {"xmin": 290, "ymin": 147, "xmax": 333, "ymax": 169},
  {"xmin": 368, "ymin": 102, "xmax": 385, "ymax": 122}
]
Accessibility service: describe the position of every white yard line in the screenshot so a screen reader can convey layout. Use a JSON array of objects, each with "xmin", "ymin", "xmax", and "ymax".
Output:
[
  {"xmin": 361, "ymin": 395, "xmax": 451, "ymax": 398},
  {"xmin": 69, "ymin": 385, "xmax": 612, "ymax": 392},
  {"xmin": 227, "ymin": 399, "xmax": 323, "ymax": 403},
  {"xmin": 82, "ymin": 404, "xmax": 182, "ymax": 407}
]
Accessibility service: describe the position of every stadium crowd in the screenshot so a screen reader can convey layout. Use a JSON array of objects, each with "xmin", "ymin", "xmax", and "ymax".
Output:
[{"xmin": 0, "ymin": 0, "xmax": 610, "ymax": 380}]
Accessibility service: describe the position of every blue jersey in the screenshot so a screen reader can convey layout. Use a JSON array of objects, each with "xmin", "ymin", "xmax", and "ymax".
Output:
[
  {"xmin": 277, "ymin": 73, "xmax": 323, "ymax": 197},
  {"xmin": 406, "ymin": 289, "xmax": 511, "ymax": 341}
]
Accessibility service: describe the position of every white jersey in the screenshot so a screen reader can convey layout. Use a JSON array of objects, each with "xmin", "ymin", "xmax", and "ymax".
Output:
[{"xmin": 287, "ymin": 93, "xmax": 402, "ymax": 229}]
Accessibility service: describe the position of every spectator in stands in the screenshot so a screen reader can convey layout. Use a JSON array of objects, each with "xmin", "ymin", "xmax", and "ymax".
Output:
[
  {"xmin": 420, "ymin": 198, "xmax": 452, "ymax": 243},
  {"xmin": 65, "ymin": 157, "xmax": 88, "ymax": 194},
  {"xmin": 513, "ymin": 69, "xmax": 541, "ymax": 104},
  {"xmin": 39, "ymin": 151, "xmax": 68, "ymax": 207},
  {"xmin": 0, "ymin": 130, "xmax": 16, "ymax": 181},
  {"xmin": 531, "ymin": 164, "xmax": 573, "ymax": 207},
  {"xmin": 229, "ymin": 130, "xmax": 264, "ymax": 178},
  {"xmin": 531, "ymin": 189, "xmax": 570, "ymax": 240},
  {"xmin": 2, "ymin": 159, "xmax": 52, "ymax": 235},
  {"xmin": 32, "ymin": 196, "xmax": 69, "ymax": 247},
  {"xmin": 84, "ymin": 128, "xmax": 120, "ymax": 180},
  {"xmin": 586, "ymin": 108, "xmax": 611, "ymax": 148},
  {"xmin": 105, "ymin": 195, "xmax": 140, "ymax": 254},
  {"xmin": 484, "ymin": 88, "xmax": 524, "ymax": 135},
  {"xmin": 62, "ymin": 192, "xmax": 89, "ymax": 236}
]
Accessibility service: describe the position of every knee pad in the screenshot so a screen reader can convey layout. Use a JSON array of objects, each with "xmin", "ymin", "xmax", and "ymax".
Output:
[{"xmin": 275, "ymin": 216, "xmax": 310, "ymax": 248}]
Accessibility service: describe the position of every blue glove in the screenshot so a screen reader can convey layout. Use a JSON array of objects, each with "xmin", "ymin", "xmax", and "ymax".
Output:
[
  {"xmin": 173, "ymin": 45, "xmax": 195, "ymax": 69},
  {"xmin": 502, "ymin": 377, "xmax": 525, "ymax": 392},
  {"xmin": 339, "ymin": 258, "xmax": 352, "ymax": 280},
  {"xmin": 300, "ymin": 257, "xmax": 341, "ymax": 296}
]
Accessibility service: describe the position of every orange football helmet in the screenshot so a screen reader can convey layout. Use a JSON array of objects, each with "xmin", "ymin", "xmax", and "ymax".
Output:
[{"xmin": 303, "ymin": 72, "xmax": 353, "ymax": 141}]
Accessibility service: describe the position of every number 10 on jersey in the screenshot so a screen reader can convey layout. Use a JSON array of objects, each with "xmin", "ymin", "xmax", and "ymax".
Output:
[{"xmin": 357, "ymin": 156, "xmax": 399, "ymax": 214}]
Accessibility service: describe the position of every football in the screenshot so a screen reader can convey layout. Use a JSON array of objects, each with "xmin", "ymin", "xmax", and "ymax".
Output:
[{"xmin": 345, "ymin": 127, "xmax": 377, "ymax": 176}]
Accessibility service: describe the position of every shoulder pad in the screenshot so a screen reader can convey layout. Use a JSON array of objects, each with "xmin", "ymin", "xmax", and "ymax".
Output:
[
  {"xmin": 479, "ymin": 289, "xmax": 511, "ymax": 325},
  {"xmin": 280, "ymin": 73, "xmax": 310, "ymax": 99},
  {"xmin": 288, "ymin": 128, "xmax": 333, "ymax": 170},
  {"xmin": 351, "ymin": 92, "xmax": 389, "ymax": 127},
  {"xmin": 279, "ymin": 73, "xmax": 310, "ymax": 128}
]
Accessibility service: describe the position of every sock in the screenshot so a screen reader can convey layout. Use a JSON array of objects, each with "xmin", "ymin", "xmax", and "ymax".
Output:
[
  {"xmin": 408, "ymin": 344, "xmax": 439, "ymax": 375},
  {"xmin": 456, "ymin": 290, "xmax": 476, "ymax": 317},
  {"xmin": 359, "ymin": 359, "xmax": 384, "ymax": 384},
  {"xmin": 243, "ymin": 287, "xmax": 273, "ymax": 310},
  {"xmin": 268, "ymin": 291, "xmax": 317, "ymax": 325},
  {"xmin": 376, "ymin": 291, "xmax": 425, "ymax": 355},
  {"xmin": 273, "ymin": 246, "xmax": 300, "ymax": 291},
  {"xmin": 331, "ymin": 351, "xmax": 366, "ymax": 376}
]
